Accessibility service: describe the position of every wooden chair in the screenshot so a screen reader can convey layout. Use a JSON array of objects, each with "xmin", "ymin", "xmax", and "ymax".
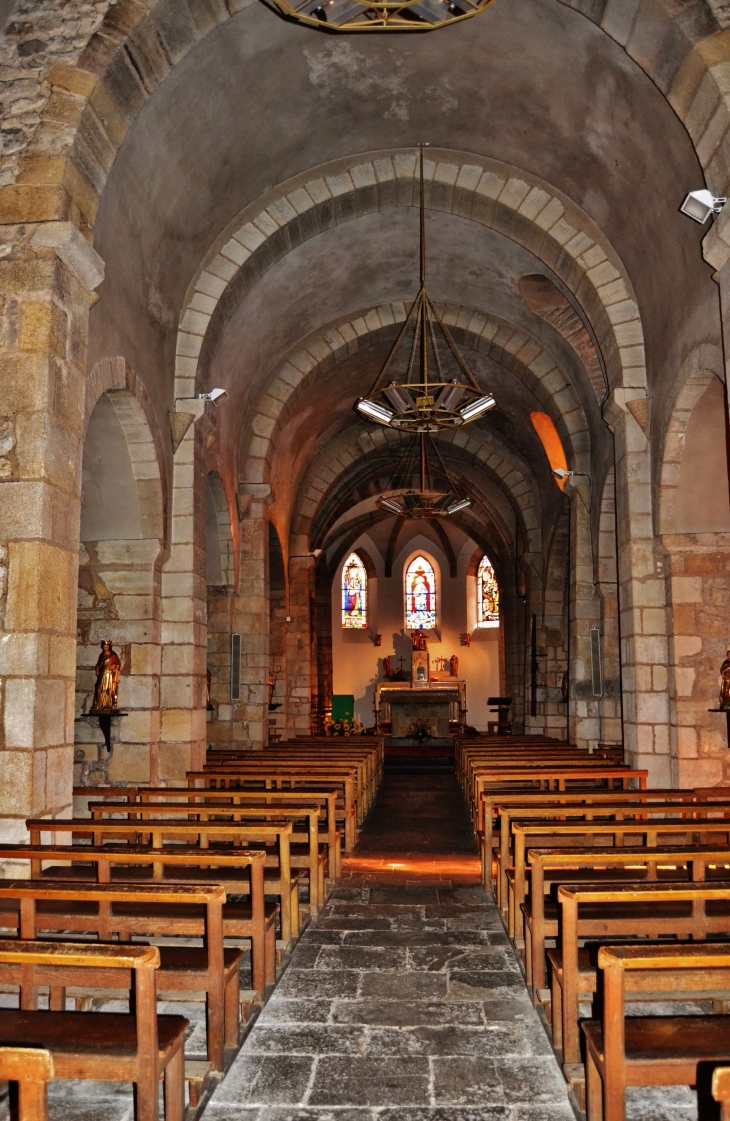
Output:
[
  {"xmin": 0, "ymin": 940, "xmax": 187, "ymax": 1121},
  {"xmin": 0, "ymin": 1047, "xmax": 53, "ymax": 1121},
  {"xmin": 583, "ymin": 943, "xmax": 730, "ymax": 1121},
  {"xmin": 0, "ymin": 880, "xmax": 238, "ymax": 1071}
]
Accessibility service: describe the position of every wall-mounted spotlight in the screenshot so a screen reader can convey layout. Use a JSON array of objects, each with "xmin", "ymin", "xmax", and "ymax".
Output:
[
  {"xmin": 198, "ymin": 388, "xmax": 229, "ymax": 405},
  {"xmin": 680, "ymin": 190, "xmax": 727, "ymax": 224},
  {"xmin": 551, "ymin": 468, "xmax": 573, "ymax": 480}
]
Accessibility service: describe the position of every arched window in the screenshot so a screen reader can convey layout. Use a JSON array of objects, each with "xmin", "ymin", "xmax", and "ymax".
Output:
[
  {"xmin": 405, "ymin": 555, "xmax": 436, "ymax": 630},
  {"xmin": 342, "ymin": 553, "xmax": 367, "ymax": 628},
  {"xmin": 477, "ymin": 554, "xmax": 499, "ymax": 627}
]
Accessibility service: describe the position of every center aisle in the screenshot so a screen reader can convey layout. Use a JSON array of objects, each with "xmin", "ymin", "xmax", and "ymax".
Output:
[{"xmin": 208, "ymin": 772, "xmax": 575, "ymax": 1120}]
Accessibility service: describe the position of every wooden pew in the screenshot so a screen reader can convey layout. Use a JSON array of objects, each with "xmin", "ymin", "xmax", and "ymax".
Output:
[
  {"xmin": 89, "ymin": 799, "xmax": 329, "ymax": 916},
  {"xmin": 524, "ymin": 844, "xmax": 730, "ymax": 998},
  {"xmin": 0, "ymin": 940, "xmax": 187, "ymax": 1121},
  {"xmin": 0, "ymin": 843, "xmax": 272, "ymax": 997},
  {"xmin": 0, "ymin": 1047, "xmax": 53, "ymax": 1121},
  {"xmin": 480, "ymin": 788, "xmax": 708, "ymax": 893},
  {"xmin": 191, "ymin": 766, "xmax": 359, "ymax": 852},
  {"xmin": 27, "ymin": 816, "xmax": 299, "ymax": 943},
  {"xmin": 495, "ymin": 799, "xmax": 730, "ymax": 914},
  {"xmin": 553, "ymin": 881, "xmax": 730, "ymax": 1066},
  {"xmin": 583, "ymin": 943, "xmax": 730, "ymax": 1121},
  {"xmin": 511, "ymin": 817, "xmax": 730, "ymax": 943},
  {"xmin": 713, "ymin": 1066, "xmax": 730, "ymax": 1121},
  {"xmin": 75, "ymin": 785, "xmax": 342, "ymax": 882},
  {"xmin": 0, "ymin": 880, "xmax": 238, "ymax": 1072}
]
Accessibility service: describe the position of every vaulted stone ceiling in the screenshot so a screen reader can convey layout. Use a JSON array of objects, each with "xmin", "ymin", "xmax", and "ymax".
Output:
[{"xmin": 86, "ymin": 0, "xmax": 720, "ymax": 563}]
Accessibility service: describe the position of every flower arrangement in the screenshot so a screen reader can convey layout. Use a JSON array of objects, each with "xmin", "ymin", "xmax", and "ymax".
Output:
[
  {"xmin": 324, "ymin": 715, "xmax": 365, "ymax": 737},
  {"xmin": 407, "ymin": 717, "xmax": 435, "ymax": 743}
]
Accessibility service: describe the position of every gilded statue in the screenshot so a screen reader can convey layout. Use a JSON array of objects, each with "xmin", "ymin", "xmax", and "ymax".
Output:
[
  {"xmin": 720, "ymin": 648, "xmax": 730, "ymax": 710},
  {"xmin": 411, "ymin": 632, "xmax": 428, "ymax": 651},
  {"xmin": 91, "ymin": 640, "xmax": 121, "ymax": 714}
]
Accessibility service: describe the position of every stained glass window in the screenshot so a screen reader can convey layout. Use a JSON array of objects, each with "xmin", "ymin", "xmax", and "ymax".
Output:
[
  {"xmin": 342, "ymin": 553, "xmax": 367, "ymax": 629},
  {"xmin": 405, "ymin": 555, "xmax": 436, "ymax": 630},
  {"xmin": 477, "ymin": 554, "xmax": 499, "ymax": 627}
]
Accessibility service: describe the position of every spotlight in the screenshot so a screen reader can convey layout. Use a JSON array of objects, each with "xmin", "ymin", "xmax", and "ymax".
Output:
[
  {"xmin": 435, "ymin": 380, "xmax": 465, "ymax": 411},
  {"xmin": 378, "ymin": 497, "xmax": 405, "ymax": 515},
  {"xmin": 356, "ymin": 399, "xmax": 394, "ymax": 426},
  {"xmin": 458, "ymin": 394, "xmax": 496, "ymax": 422},
  {"xmin": 310, "ymin": 549, "xmax": 323, "ymax": 559},
  {"xmin": 383, "ymin": 383, "xmax": 416, "ymax": 413},
  {"xmin": 680, "ymin": 190, "xmax": 727, "ymax": 224},
  {"xmin": 198, "ymin": 388, "xmax": 229, "ymax": 405},
  {"xmin": 552, "ymin": 468, "xmax": 573, "ymax": 480},
  {"xmin": 446, "ymin": 497, "xmax": 471, "ymax": 514}
]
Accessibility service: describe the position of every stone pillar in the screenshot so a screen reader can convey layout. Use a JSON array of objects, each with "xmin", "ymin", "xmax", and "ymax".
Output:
[
  {"xmin": 75, "ymin": 538, "xmax": 162, "ymax": 785},
  {"xmin": 663, "ymin": 532, "xmax": 730, "ymax": 787},
  {"xmin": 286, "ymin": 555, "xmax": 315, "ymax": 738},
  {"xmin": 206, "ymin": 585, "xmax": 234, "ymax": 750},
  {"xmin": 565, "ymin": 477, "xmax": 602, "ymax": 750},
  {"xmin": 0, "ymin": 222, "xmax": 103, "ymax": 844},
  {"xmin": 231, "ymin": 494, "xmax": 269, "ymax": 749},
  {"xmin": 604, "ymin": 390, "xmax": 670, "ymax": 784},
  {"xmin": 159, "ymin": 415, "xmax": 207, "ymax": 781}
]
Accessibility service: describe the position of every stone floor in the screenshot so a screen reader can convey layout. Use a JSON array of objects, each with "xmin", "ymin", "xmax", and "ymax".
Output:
[{"xmin": 0, "ymin": 769, "xmax": 703, "ymax": 1119}]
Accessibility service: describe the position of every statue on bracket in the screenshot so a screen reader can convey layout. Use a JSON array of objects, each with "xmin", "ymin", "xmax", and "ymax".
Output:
[
  {"xmin": 411, "ymin": 632, "xmax": 428, "ymax": 650},
  {"xmin": 91, "ymin": 640, "xmax": 121, "ymax": 714},
  {"xmin": 720, "ymin": 648, "xmax": 730, "ymax": 710}
]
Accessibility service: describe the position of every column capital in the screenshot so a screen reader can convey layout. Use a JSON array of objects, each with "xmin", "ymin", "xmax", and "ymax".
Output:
[
  {"xmin": 602, "ymin": 387, "xmax": 649, "ymax": 436},
  {"xmin": 30, "ymin": 222, "xmax": 104, "ymax": 292}
]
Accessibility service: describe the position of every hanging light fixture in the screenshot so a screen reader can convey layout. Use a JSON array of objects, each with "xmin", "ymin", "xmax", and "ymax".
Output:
[
  {"xmin": 355, "ymin": 146, "xmax": 497, "ymax": 433},
  {"xmin": 271, "ymin": 0, "xmax": 498, "ymax": 32},
  {"xmin": 375, "ymin": 432, "xmax": 472, "ymax": 519}
]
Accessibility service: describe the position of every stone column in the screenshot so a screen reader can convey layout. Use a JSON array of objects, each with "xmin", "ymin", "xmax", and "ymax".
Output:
[
  {"xmin": 286, "ymin": 555, "xmax": 315, "ymax": 738},
  {"xmin": 231, "ymin": 493, "xmax": 270, "ymax": 749},
  {"xmin": 604, "ymin": 390, "xmax": 670, "ymax": 784},
  {"xmin": 0, "ymin": 222, "xmax": 103, "ymax": 844},
  {"xmin": 159, "ymin": 411, "xmax": 208, "ymax": 781},
  {"xmin": 565, "ymin": 476, "xmax": 602, "ymax": 750}
]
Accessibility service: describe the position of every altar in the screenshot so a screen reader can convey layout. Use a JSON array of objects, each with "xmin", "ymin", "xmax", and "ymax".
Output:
[{"xmin": 374, "ymin": 680, "xmax": 467, "ymax": 736}]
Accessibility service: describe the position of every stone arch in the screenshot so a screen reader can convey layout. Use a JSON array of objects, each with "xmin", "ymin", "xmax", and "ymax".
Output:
[
  {"xmin": 75, "ymin": 367, "xmax": 166, "ymax": 787},
  {"xmin": 241, "ymin": 302, "xmax": 590, "ymax": 508},
  {"xmin": 84, "ymin": 357, "xmax": 166, "ymax": 542},
  {"xmin": 291, "ymin": 423, "xmax": 542, "ymax": 562},
  {"xmin": 658, "ymin": 358, "xmax": 728, "ymax": 535},
  {"xmin": 179, "ymin": 149, "xmax": 646, "ymax": 409},
  {"xmin": 3, "ymin": 0, "xmax": 730, "ymax": 280}
]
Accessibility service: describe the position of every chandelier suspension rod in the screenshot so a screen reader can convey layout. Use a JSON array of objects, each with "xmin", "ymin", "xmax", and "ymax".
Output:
[{"xmin": 420, "ymin": 143, "xmax": 426, "ymax": 289}]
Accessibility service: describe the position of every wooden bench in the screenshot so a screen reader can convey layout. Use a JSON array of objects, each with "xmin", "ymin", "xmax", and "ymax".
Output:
[
  {"xmin": 583, "ymin": 943, "xmax": 730, "ymax": 1121},
  {"xmin": 0, "ymin": 940, "xmax": 187, "ymax": 1121},
  {"xmin": 75, "ymin": 785, "xmax": 343, "ymax": 883},
  {"xmin": 192, "ymin": 765, "xmax": 359, "ymax": 850},
  {"xmin": 0, "ymin": 843, "xmax": 272, "ymax": 997},
  {"xmin": 0, "ymin": 880, "xmax": 238, "ymax": 1072},
  {"xmin": 27, "ymin": 816, "xmax": 299, "ymax": 943},
  {"xmin": 480, "ymin": 788, "xmax": 708, "ymax": 892},
  {"xmin": 496, "ymin": 799, "xmax": 730, "ymax": 914},
  {"xmin": 511, "ymin": 817, "xmax": 730, "ymax": 943},
  {"xmin": 553, "ymin": 880, "xmax": 730, "ymax": 1066},
  {"xmin": 0, "ymin": 1047, "xmax": 53, "ymax": 1121},
  {"xmin": 524, "ymin": 844, "xmax": 730, "ymax": 998},
  {"xmin": 89, "ymin": 799, "xmax": 329, "ymax": 916}
]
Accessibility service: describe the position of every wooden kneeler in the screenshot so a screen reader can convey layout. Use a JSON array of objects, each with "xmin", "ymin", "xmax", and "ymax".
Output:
[
  {"xmin": 0, "ymin": 940, "xmax": 187, "ymax": 1121},
  {"xmin": 0, "ymin": 1047, "xmax": 53, "ymax": 1121}
]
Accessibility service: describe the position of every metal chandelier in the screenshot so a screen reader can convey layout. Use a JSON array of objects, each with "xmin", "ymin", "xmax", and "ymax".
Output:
[
  {"xmin": 271, "ymin": 0, "xmax": 498, "ymax": 32},
  {"xmin": 355, "ymin": 146, "xmax": 497, "ymax": 435},
  {"xmin": 376, "ymin": 432, "xmax": 471, "ymax": 519}
]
